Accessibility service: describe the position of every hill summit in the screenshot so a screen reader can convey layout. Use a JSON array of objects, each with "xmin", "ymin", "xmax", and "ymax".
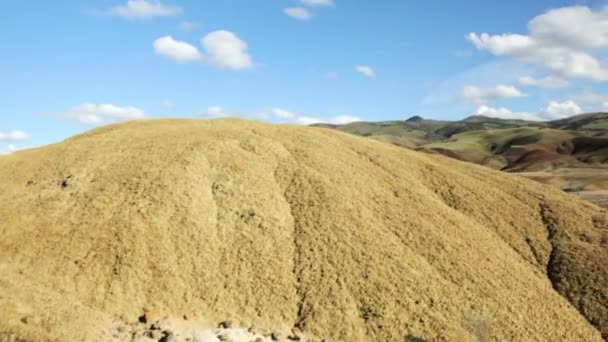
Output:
[
  {"xmin": 405, "ymin": 115, "xmax": 424, "ymax": 122},
  {"xmin": 0, "ymin": 119, "xmax": 606, "ymax": 341}
]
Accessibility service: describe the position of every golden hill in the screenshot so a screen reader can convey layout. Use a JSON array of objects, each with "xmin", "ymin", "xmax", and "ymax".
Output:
[{"xmin": 0, "ymin": 119, "xmax": 606, "ymax": 341}]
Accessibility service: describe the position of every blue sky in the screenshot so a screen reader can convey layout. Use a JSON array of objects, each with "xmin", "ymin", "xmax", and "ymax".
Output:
[{"xmin": 1, "ymin": 0, "xmax": 608, "ymax": 153}]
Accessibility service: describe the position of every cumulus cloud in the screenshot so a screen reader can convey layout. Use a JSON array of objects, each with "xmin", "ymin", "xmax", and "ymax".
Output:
[
  {"xmin": 154, "ymin": 36, "xmax": 202, "ymax": 62},
  {"xmin": 462, "ymin": 85, "xmax": 526, "ymax": 104},
  {"xmin": 201, "ymin": 30, "xmax": 253, "ymax": 70},
  {"xmin": 300, "ymin": 0, "xmax": 334, "ymax": 7},
  {"xmin": 295, "ymin": 115, "xmax": 360, "ymax": 125},
  {"xmin": 200, "ymin": 106, "xmax": 230, "ymax": 118},
  {"xmin": 467, "ymin": 6, "xmax": 608, "ymax": 81},
  {"xmin": 285, "ymin": 0, "xmax": 333, "ymax": 21},
  {"xmin": 328, "ymin": 115, "xmax": 361, "ymax": 125},
  {"xmin": 518, "ymin": 75, "xmax": 569, "ymax": 88},
  {"xmin": 473, "ymin": 99, "xmax": 582, "ymax": 121},
  {"xmin": 268, "ymin": 108, "xmax": 296, "ymax": 119},
  {"xmin": 295, "ymin": 116, "xmax": 324, "ymax": 125},
  {"xmin": 202, "ymin": 107, "xmax": 293, "ymax": 119},
  {"xmin": 544, "ymin": 100, "xmax": 581, "ymax": 119},
  {"xmin": 153, "ymin": 31, "xmax": 254, "ymax": 70},
  {"xmin": 110, "ymin": 0, "xmax": 181, "ymax": 20},
  {"xmin": 0, "ymin": 130, "xmax": 28, "ymax": 142},
  {"xmin": 60, "ymin": 103, "xmax": 145, "ymax": 125},
  {"xmin": 355, "ymin": 66, "xmax": 375, "ymax": 77},
  {"xmin": 474, "ymin": 105, "xmax": 539, "ymax": 121},
  {"xmin": 284, "ymin": 7, "xmax": 312, "ymax": 21}
]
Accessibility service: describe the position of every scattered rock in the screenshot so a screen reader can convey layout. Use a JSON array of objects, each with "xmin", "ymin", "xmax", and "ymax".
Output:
[
  {"xmin": 218, "ymin": 319, "xmax": 237, "ymax": 329},
  {"xmin": 19, "ymin": 316, "xmax": 40, "ymax": 325},
  {"xmin": 271, "ymin": 331, "xmax": 286, "ymax": 341},
  {"xmin": 160, "ymin": 330, "xmax": 174, "ymax": 342},
  {"xmin": 288, "ymin": 328, "xmax": 304, "ymax": 341},
  {"xmin": 147, "ymin": 329, "xmax": 163, "ymax": 340}
]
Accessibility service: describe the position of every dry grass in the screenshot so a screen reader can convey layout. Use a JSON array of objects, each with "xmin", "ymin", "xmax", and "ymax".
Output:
[{"xmin": 0, "ymin": 119, "xmax": 605, "ymax": 341}]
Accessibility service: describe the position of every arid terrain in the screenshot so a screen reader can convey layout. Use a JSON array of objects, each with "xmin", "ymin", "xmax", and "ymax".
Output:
[
  {"xmin": 0, "ymin": 119, "xmax": 606, "ymax": 341},
  {"xmin": 317, "ymin": 113, "xmax": 608, "ymax": 207}
]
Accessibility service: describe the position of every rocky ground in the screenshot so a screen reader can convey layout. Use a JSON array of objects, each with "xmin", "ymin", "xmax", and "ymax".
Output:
[{"xmin": 104, "ymin": 309, "xmax": 316, "ymax": 342}]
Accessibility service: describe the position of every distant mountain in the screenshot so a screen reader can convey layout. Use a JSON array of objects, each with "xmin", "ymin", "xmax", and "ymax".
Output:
[{"xmin": 314, "ymin": 113, "xmax": 608, "ymax": 168}]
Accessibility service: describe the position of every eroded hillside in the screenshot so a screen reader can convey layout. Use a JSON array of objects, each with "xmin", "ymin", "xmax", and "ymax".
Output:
[{"xmin": 0, "ymin": 119, "xmax": 606, "ymax": 341}]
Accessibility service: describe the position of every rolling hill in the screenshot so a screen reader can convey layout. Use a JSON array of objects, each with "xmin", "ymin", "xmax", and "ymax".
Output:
[{"xmin": 0, "ymin": 119, "xmax": 606, "ymax": 341}]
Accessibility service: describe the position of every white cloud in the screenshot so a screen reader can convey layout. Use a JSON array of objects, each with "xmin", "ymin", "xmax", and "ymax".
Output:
[
  {"xmin": 467, "ymin": 33, "xmax": 534, "ymax": 56},
  {"xmin": 296, "ymin": 116, "xmax": 324, "ymax": 125},
  {"xmin": 200, "ymin": 106, "xmax": 360, "ymax": 125},
  {"xmin": 473, "ymin": 105, "xmax": 539, "ymax": 121},
  {"xmin": 110, "ymin": 0, "xmax": 181, "ymax": 20},
  {"xmin": 284, "ymin": 7, "xmax": 312, "ymax": 21},
  {"xmin": 355, "ymin": 66, "xmax": 375, "ymax": 77},
  {"xmin": 300, "ymin": 0, "xmax": 334, "ymax": 7},
  {"xmin": 462, "ymin": 85, "xmax": 526, "ymax": 104},
  {"xmin": 201, "ymin": 30, "xmax": 253, "ymax": 70},
  {"xmin": 153, "ymin": 36, "xmax": 202, "ymax": 62},
  {"xmin": 61, "ymin": 103, "xmax": 145, "ymax": 125},
  {"xmin": 326, "ymin": 71, "xmax": 338, "ymax": 80},
  {"xmin": 528, "ymin": 6, "xmax": 608, "ymax": 50},
  {"xmin": 203, "ymin": 107, "xmax": 296, "ymax": 120},
  {"xmin": 467, "ymin": 6, "xmax": 608, "ymax": 81},
  {"xmin": 544, "ymin": 100, "xmax": 581, "ymax": 119},
  {"xmin": 200, "ymin": 106, "xmax": 229, "ymax": 118},
  {"xmin": 265, "ymin": 109, "xmax": 360, "ymax": 125},
  {"xmin": 518, "ymin": 75, "xmax": 569, "ymax": 88},
  {"xmin": 179, "ymin": 21, "xmax": 199, "ymax": 31},
  {"xmin": 0, "ymin": 130, "xmax": 28, "ymax": 142},
  {"xmin": 153, "ymin": 31, "xmax": 254, "ymax": 70},
  {"xmin": 162, "ymin": 100, "xmax": 175, "ymax": 107},
  {"xmin": 296, "ymin": 115, "xmax": 360, "ymax": 125},
  {"xmin": 269, "ymin": 108, "xmax": 296, "ymax": 119},
  {"xmin": 329, "ymin": 115, "xmax": 361, "ymax": 124},
  {"xmin": 473, "ymin": 99, "xmax": 582, "ymax": 121}
]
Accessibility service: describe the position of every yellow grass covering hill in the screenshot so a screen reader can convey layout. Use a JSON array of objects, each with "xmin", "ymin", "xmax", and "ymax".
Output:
[{"xmin": 0, "ymin": 119, "xmax": 606, "ymax": 341}]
